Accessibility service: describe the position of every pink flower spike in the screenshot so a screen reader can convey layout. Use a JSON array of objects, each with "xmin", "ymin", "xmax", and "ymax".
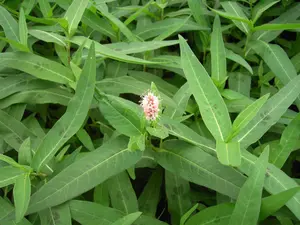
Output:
[{"xmin": 140, "ymin": 91, "xmax": 160, "ymax": 121}]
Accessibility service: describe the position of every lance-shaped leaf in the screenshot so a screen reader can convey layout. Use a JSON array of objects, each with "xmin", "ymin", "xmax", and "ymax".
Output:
[
  {"xmin": 163, "ymin": 121, "xmax": 300, "ymax": 219},
  {"xmin": 99, "ymin": 94, "xmax": 145, "ymax": 137},
  {"xmin": 216, "ymin": 140, "xmax": 241, "ymax": 167},
  {"xmin": 64, "ymin": 0, "xmax": 89, "ymax": 35},
  {"xmin": 252, "ymin": 3, "xmax": 300, "ymax": 42},
  {"xmin": 0, "ymin": 196, "xmax": 32, "ymax": 224},
  {"xmin": 107, "ymin": 171, "xmax": 139, "ymax": 214},
  {"xmin": 13, "ymin": 173, "xmax": 31, "ymax": 223},
  {"xmin": 226, "ymin": 49, "xmax": 253, "ymax": 74},
  {"xmin": 249, "ymin": 40, "xmax": 300, "ymax": 108},
  {"xmin": 186, "ymin": 203, "xmax": 234, "ymax": 225},
  {"xmin": 179, "ymin": 35, "xmax": 232, "ymax": 142},
  {"xmin": 70, "ymin": 200, "xmax": 124, "ymax": 224},
  {"xmin": 0, "ymin": 166, "xmax": 25, "ymax": 188},
  {"xmin": 0, "ymin": 88, "xmax": 73, "ymax": 109},
  {"xmin": 19, "ymin": 8, "xmax": 28, "ymax": 47},
  {"xmin": 211, "ymin": 15, "xmax": 227, "ymax": 87},
  {"xmin": 0, "ymin": 52, "xmax": 75, "ymax": 84},
  {"xmin": 111, "ymin": 212, "xmax": 142, "ymax": 225},
  {"xmin": 27, "ymin": 137, "xmax": 142, "ymax": 214},
  {"xmin": 260, "ymin": 187, "xmax": 300, "ymax": 221},
  {"xmin": 155, "ymin": 140, "xmax": 246, "ymax": 199},
  {"xmin": 29, "ymin": 30, "xmax": 67, "ymax": 46},
  {"xmin": 165, "ymin": 170, "xmax": 192, "ymax": 225},
  {"xmin": 138, "ymin": 168, "xmax": 163, "ymax": 217},
  {"xmin": 228, "ymin": 93, "xmax": 270, "ymax": 140},
  {"xmin": 39, "ymin": 204, "xmax": 71, "ymax": 225},
  {"xmin": 252, "ymin": 0, "xmax": 280, "ymax": 24},
  {"xmin": 270, "ymin": 113, "xmax": 300, "ymax": 168},
  {"xmin": 0, "ymin": 6, "xmax": 20, "ymax": 43},
  {"xmin": 31, "ymin": 43, "xmax": 96, "ymax": 172},
  {"xmin": 0, "ymin": 109, "xmax": 36, "ymax": 148},
  {"xmin": 220, "ymin": 1, "xmax": 250, "ymax": 34},
  {"xmin": 233, "ymin": 75, "xmax": 300, "ymax": 148},
  {"xmin": 229, "ymin": 147, "xmax": 269, "ymax": 225}
]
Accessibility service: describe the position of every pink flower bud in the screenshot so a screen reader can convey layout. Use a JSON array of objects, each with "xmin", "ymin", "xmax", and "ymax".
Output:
[{"xmin": 140, "ymin": 91, "xmax": 160, "ymax": 121}]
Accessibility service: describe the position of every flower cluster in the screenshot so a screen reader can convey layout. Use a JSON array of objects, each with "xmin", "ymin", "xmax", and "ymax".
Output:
[{"xmin": 140, "ymin": 91, "xmax": 160, "ymax": 121}]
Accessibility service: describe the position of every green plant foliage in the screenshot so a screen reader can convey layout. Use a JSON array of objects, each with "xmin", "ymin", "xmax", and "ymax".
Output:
[{"xmin": 0, "ymin": 0, "xmax": 299, "ymax": 224}]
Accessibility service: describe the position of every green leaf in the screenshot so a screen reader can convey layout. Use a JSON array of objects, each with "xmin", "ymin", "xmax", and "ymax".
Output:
[
  {"xmin": 39, "ymin": 204, "xmax": 71, "ymax": 225},
  {"xmin": 229, "ymin": 94, "xmax": 270, "ymax": 140},
  {"xmin": 69, "ymin": 200, "xmax": 124, "ymax": 224},
  {"xmin": 37, "ymin": 0, "xmax": 52, "ymax": 18},
  {"xmin": 155, "ymin": 140, "xmax": 246, "ymax": 199},
  {"xmin": 179, "ymin": 203, "xmax": 198, "ymax": 225},
  {"xmin": 27, "ymin": 137, "xmax": 142, "ymax": 214},
  {"xmin": 105, "ymin": 61, "xmax": 128, "ymax": 78},
  {"xmin": 29, "ymin": 30, "xmax": 67, "ymax": 47},
  {"xmin": 104, "ymin": 39, "xmax": 179, "ymax": 54},
  {"xmin": 0, "ymin": 6, "xmax": 20, "ymax": 43},
  {"xmin": 228, "ymin": 72, "xmax": 251, "ymax": 97},
  {"xmin": 179, "ymin": 35, "xmax": 232, "ymax": 142},
  {"xmin": 220, "ymin": 1, "xmax": 250, "ymax": 34},
  {"xmin": 98, "ymin": 5, "xmax": 139, "ymax": 42},
  {"xmin": 0, "ymin": 52, "xmax": 75, "ymax": 84},
  {"xmin": 252, "ymin": 3, "xmax": 300, "ymax": 42},
  {"xmin": 229, "ymin": 147, "xmax": 269, "ymax": 225},
  {"xmin": 128, "ymin": 70, "xmax": 178, "ymax": 98},
  {"xmin": 226, "ymin": 49, "xmax": 253, "ymax": 74},
  {"xmin": 260, "ymin": 187, "xmax": 300, "ymax": 221},
  {"xmin": 146, "ymin": 126, "xmax": 169, "ymax": 139},
  {"xmin": 135, "ymin": 215, "xmax": 169, "ymax": 225},
  {"xmin": 252, "ymin": 0, "xmax": 280, "ymax": 24},
  {"xmin": 107, "ymin": 171, "xmax": 139, "ymax": 214},
  {"xmin": 21, "ymin": 0, "xmax": 36, "ymax": 15},
  {"xmin": 96, "ymin": 76, "xmax": 175, "ymax": 108},
  {"xmin": 135, "ymin": 18, "xmax": 209, "ymax": 40},
  {"xmin": 18, "ymin": 138, "xmax": 32, "ymax": 166},
  {"xmin": 211, "ymin": 15, "xmax": 227, "ymax": 86},
  {"xmin": 64, "ymin": 0, "xmax": 89, "ymax": 35},
  {"xmin": 253, "ymin": 23, "xmax": 300, "ymax": 31},
  {"xmin": 249, "ymin": 41, "xmax": 300, "ymax": 108},
  {"xmin": 188, "ymin": 0, "xmax": 209, "ymax": 27},
  {"xmin": 111, "ymin": 212, "xmax": 142, "ymax": 225},
  {"xmin": 70, "ymin": 37, "xmax": 160, "ymax": 65},
  {"xmin": 233, "ymin": 75, "xmax": 300, "ymax": 148},
  {"xmin": 0, "ymin": 154, "xmax": 22, "ymax": 168},
  {"xmin": 82, "ymin": 9, "xmax": 117, "ymax": 40},
  {"xmin": 270, "ymin": 113, "xmax": 300, "ymax": 168},
  {"xmin": 154, "ymin": 16, "xmax": 190, "ymax": 42},
  {"xmin": 138, "ymin": 168, "xmax": 163, "ymax": 217},
  {"xmin": 19, "ymin": 8, "xmax": 28, "ymax": 47},
  {"xmin": 0, "ymin": 196, "xmax": 32, "ymax": 224},
  {"xmin": 186, "ymin": 203, "xmax": 234, "ymax": 225},
  {"xmin": 99, "ymin": 94, "xmax": 144, "ymax": 137},
  {"xmin": 165, "ymin": 170, "xmax": 192, "ymax": 225},
  {"xmin": 76, "ymin": 128, "xmax": 95, "ymax": 151},
  {"xmin": 163, "ymin": 121, "xmax": 300, "ymax": 219},
  {"xmin": 216, "ymin": 140, "xmax": 241, "ymax": 167},
  {"xmin": 163, "ymin": 82, "xmax": 191, "ymax": 119},
  {"xmin": 0, "ymin": 166, "xmax": 25, "ymax": 188},
  {"xmin": 0, "ymin": 76, "xmax": 56, "ymax": 100},
  {"xmin": 31, "ymin": 43, "xmax": 96, "ymax": 172},
  {"xmin": 13, "ymin": 173, "xmax": 31, "ymax": 223},
  {"xmin": 93, "ymin": 182, "xmax": 110, "ymax": 206},
  {"xmin": 209, "ymin": 8, "xmax": 251, "ymax": 25},
  {"xmin": 0, "ymin": 109, "xmax": 36, "ymax": 149},
  {"xmin": 0, "ymin": 88, "xmax": 72, "ymax": 109}
]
